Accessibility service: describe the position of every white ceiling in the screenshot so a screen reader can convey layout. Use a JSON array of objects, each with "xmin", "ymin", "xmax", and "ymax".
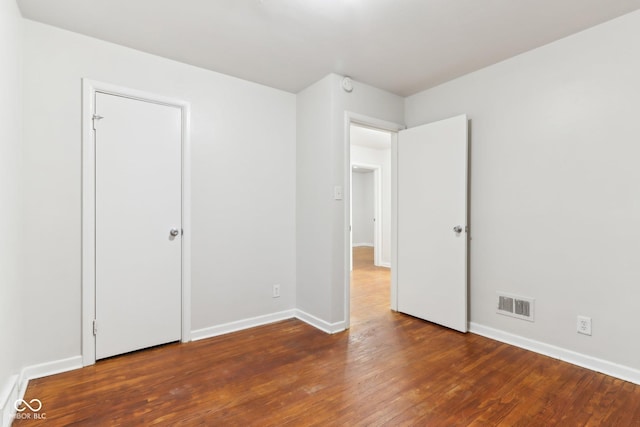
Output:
[{"xmin": 17, "ymin": 0, "xmax": 640, "ymax": 96}]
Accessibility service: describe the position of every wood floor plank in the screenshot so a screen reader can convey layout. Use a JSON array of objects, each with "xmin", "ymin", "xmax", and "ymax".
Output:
[{"xmin": 13, "ymin": 247, "xmax": 640, "ymax": 425}]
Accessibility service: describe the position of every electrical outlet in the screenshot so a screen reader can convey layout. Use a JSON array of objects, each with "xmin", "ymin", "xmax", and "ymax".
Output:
[
  {"xmin": 273, "ymin": 284, "xmax": 280, "ymax": 298},
  {"xmin": 577, "ymin": 315, "xmax": 592, "ymax": 336}
]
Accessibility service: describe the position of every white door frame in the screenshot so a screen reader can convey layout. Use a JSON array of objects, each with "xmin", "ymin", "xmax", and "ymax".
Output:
[
  {"xmin": 344, "ymin": 112, "xmax": 404, "ymax": 329},
  {"xmin": 81, "ymin": 79, "xmax": 191, "ymax": 366},
  {"xmin": 350, "ymin": 163, "xmax": 382, "ymax": 267}
]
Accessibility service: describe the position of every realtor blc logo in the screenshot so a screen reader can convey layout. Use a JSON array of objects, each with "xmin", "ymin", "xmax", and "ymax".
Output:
[{"xmin": 14, "ymin": 398, "xmax": 47, "ymax": 420}]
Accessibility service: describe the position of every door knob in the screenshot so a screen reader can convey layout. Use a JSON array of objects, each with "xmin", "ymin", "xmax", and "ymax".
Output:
[
  {"xmin": 170, "ymin": 228, "xmax": 180, "ymax": 237},
  {"xmin": 453, "ymin": 225, "xmax": 463, "ymax": 233}
]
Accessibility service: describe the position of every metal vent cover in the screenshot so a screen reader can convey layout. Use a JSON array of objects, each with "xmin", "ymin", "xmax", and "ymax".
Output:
[
  {"xmin": 496, "ymin": 292, "xmax": 535, "ymax": 322},
  {"xmin": 498, "ymin": 296, "xmax": 514, "ymax": 313},
  {"xmin": 515, "ymin": 299, "xmax": 530, "ymax": 317}
]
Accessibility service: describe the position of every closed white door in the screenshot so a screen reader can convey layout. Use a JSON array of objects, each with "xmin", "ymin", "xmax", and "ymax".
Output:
[
  {"xmin": 397, "ymin": 114, "xmax": 468, "ymax": 332},
  {"xmin": 94, "ymin": 92, "xmax": 182, "ymax": 359}
]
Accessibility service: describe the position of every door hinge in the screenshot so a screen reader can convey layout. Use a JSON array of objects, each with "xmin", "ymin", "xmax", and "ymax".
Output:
[
  {"xmin": 93, "ymin": 320, "xmax": 97, "ymax": 336},
  {"xmin": 92, "ymin": 114, "xmax": 104, "ymax": 130}
]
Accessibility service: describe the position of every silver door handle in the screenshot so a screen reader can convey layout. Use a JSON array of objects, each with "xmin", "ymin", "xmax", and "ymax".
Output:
[
  {"xmin": 170, "ymin": 228, "xmax": 180, "ymax": 237},
  {"xmin": 453, "ymin": 225, "xmax": 463, "ymax": 233}
]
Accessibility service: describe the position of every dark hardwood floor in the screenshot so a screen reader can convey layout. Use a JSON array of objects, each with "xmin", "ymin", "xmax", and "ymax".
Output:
[{"xmin": 15, "ymin": 247, "xmax": 640, "ymax": 425}]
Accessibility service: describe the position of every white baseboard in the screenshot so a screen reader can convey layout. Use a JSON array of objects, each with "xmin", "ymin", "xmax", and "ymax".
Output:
[
  {"xmin": 352, "ymin": 243, "xmax": 374, "ymax": 248},
  {"xmin": 469, "ymin": 322, "xmax": 640, "ymax": 385},
  {"xmin": 295, "ymin": 310, "xmax": 346, "ymax": 334},
  {"xmin": 191, "ymin": 309, "xmax": 346, "ymax": 342},
  {"xmin": 378, "ymin": 261, "xmax": 391, "ymax": 268},
  {"xmin": 21, "ymin": 356, "xmax": 83, "ymax": 383},
  {"xmin": 191, "ymin": 310, "xmax": 296, "ymax": 341},
  {"xmin": 0, "ymin": 375, "xmax": 19, "ymax": 427}
]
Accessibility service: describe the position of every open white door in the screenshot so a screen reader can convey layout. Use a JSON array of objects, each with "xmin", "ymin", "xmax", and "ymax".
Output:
[
  {"xmin": 94, "ymin": 92, "xmax": 182, "ymax": 359},
  {"xmin": 397, "ymin": 114, "xmax": 468, "ymax": 332}
]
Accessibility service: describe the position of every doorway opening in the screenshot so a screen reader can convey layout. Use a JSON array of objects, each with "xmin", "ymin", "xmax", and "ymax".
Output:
[
  {"xmin": 345, "ymin": 114, "xmax": 404, "ymax": 329},
  {"xmin": 350, "ymin": 163, "xmax": 380, "ymax": 269},
  {"xmin": 344, "ymin": 113, "xmax": 469, "ymax": 333}
]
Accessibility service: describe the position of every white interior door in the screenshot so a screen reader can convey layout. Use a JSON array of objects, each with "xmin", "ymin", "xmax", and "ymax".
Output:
[
  {"xmin": 397, "ymin": 114, "xmax": 468, "ymax": 332},
  {"xmin": 95, "ymin": 92, "xmax": 182, "ymax": 359}
]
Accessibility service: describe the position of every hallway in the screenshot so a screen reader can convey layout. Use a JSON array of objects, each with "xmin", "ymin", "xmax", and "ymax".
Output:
[{"xmin": 350, "ymin": 246, "xmax": 391, "ymax": 327}]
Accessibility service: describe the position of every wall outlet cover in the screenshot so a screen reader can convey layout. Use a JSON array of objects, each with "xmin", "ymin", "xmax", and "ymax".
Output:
[{"xmin": 577, "ymin": 315, "xmax": 592, "ymax": 336}]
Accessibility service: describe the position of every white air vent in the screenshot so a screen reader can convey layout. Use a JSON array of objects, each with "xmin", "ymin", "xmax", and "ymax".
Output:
[{"xmin": 496, "ymin": 292, "xmax": 535, "ymax": 322}]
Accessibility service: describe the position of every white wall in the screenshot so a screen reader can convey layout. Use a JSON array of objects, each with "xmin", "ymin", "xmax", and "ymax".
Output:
[
  {"xmin": 351, "ymin": 144, "xmax": 392, "ymax": 266},
  {"xmin": 351, "ymin": 172, "xmax": 374, "ymax": 246},
  {"xmin": 406, "ymin": 10, "xmax": 640, "ymax": 371},
  {"xmin": 297, "ymin": 74, "xmax": 404, "ymax": 327},
  {"xmin": 295, "ymin": 76, "xmax": 335, "ymax": 324},
  {"xmin": 21, "ymin": 20, "xmax": 296, "ymax": 367},
  {"xmin": 0, "ymin": 0, "xmax": 23, "ymax": 423}
]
